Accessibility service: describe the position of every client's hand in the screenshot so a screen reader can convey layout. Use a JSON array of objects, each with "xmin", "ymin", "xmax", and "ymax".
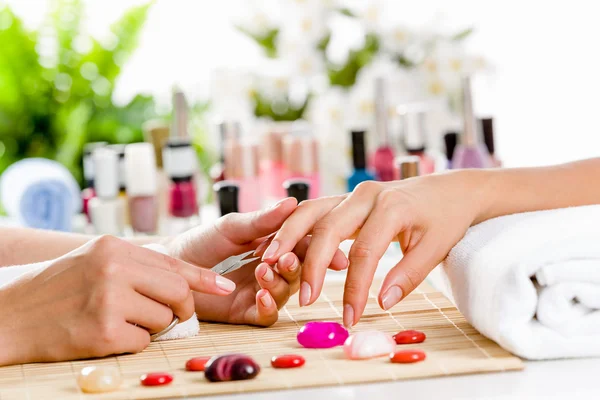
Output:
[
  {"xmin": 168, "ymin": 198, "xmax": 348, "ymax": 326},
  {"xmin": 261, "ymin": 172, "xmax": 487, "ymax": 327},
  {"xmin": 0, "ymin": 235, "xmax": 235, "ymax": 366}
]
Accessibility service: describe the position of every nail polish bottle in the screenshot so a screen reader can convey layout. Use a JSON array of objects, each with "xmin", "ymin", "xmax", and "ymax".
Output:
[
  {"xmin": 398, "ymin": 106, "xmax": 435, "ymax": 175},
  {"xmin": 284, "ymin": 178, "xmax": 310, "ymax": 203},
  {"xmin": 81, "ymin": 142, "xmax": 107, "ymax": 222},
  {"xmin": 282, "ymin": 126, "xmax": 320, "ymax": 199},
  {"xmin": 261, "ymin": 124, "xmax": 287, "ymax": 203},
  {"xmin": 107, "ymin": 144, "xmax": 129, "ymax": 224},
  {"xmin": 480, "ymin": 117, "xmax": 502, "ymax": 167},
  {"xmin": 372, "ymin": 77, "xmax": 395, "ymax": 181},
  {"xmin": 348, "ymin": 130, "xmax": 375, "ymax": 192},
  {"xmin": 125, "ymin": 143, "xmax": 159, "ymax": 235},
  {"xmin": 451, "ymin": 77, "xmax": 491, "ymax": 169},
  {"xmin": 89, "ymin": 148, "xmax": 125, "ymax": 236},
  {"xmin": 443, "ymin": 132, "xmax": 458, "ymax": 169},
  {"xmin": 395, "ymin": 155, "xmax": 420, "ymax": 180},
  {"xmin": 143, "ymin": 120, "xmax": 171, "ymax": 223},
  {"xmin": 162, "ymin": 137, "xmax": 199, "ymax": 234},
  {"xmin": 211, "ymin": 121, "xmax": 240, "ymax": 183},
  {"xmin": 214, "ymin": 181, "xmax": 239, "ymax": 216},
  {"xmin": 224, "ymin": 139, "xmax": 261, "ymax": 213}
]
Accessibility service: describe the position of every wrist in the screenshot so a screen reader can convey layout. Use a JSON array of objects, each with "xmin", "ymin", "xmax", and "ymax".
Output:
[{"xmin": 463, "ymin": 169, "xmax": 498, "ymax": 225}]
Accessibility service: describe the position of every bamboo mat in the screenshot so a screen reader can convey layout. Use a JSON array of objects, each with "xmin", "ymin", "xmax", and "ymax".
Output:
[{"xmin": 0, "ymin": 281, "xmax": 523, "ymax": 399}]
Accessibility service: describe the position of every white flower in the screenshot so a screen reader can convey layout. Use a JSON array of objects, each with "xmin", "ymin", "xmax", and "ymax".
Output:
[
  {"xmin": 280, "ymin": 0, "xmax": 331, "ymax": 45},
  {"xmin": 233, "ymin": 0, "xmax": 281, "ymax": 38},
  {"xmin": 276, "ymin": 29, "xmax": 326, "ymax": 78},
  {"xmin": 380, "ymin": 25, "xmax": 413, "ymax": 55}
]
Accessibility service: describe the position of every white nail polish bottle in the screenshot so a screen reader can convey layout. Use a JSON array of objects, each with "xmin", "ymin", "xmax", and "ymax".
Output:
[{"xmin": 89, "ymin": 148, "xmax": 125, "ymax": 236}]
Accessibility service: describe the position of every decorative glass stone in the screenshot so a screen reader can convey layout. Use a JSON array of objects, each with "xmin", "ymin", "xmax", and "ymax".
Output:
[
  {"xmin": 140, "ymin": 372, "xmax": 173, "ymax": 386},
  {"xmin": 204, "ymin": 354, "xmax": 261, "ymax": 382},
  {"xmin": 393, "ymin": 330, "xmax": 426, "ymax": 344},
  {"xmin": 343, "ymin": 330, "xmax": 396, "ymax": 360},
  {"xmin": 390, "ymin": 349, "xmax": 426, "ymax": 363},
  {"xmin": 297, "ymin": 321, "xmax": 349, "ymax": 349},
  {"xmin": 186, "ymin": 356, "xmax": 211, "ymax": 372},
  {"xmin": 77, "ymin": 366, "xmax": 122, "ymax": 393},
  {"xmin": 271, "ymin": 354, "xmax": 305, "ymax": 369}
]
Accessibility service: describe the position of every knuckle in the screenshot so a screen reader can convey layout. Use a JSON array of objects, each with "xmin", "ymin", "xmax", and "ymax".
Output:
[
  {"xmin": 93, "ymin": 234, "xmax": 119, "ymax": 251},
  {"xmin": 97, "ymin": 321, "xmax": 120, "ymax": 348},
  {"xmin": 96, "ymin": 260, "xmax": 121, "ymax": 280},
  {"xmin": 161, "ymin": 253, "xmax": 179, "ymax": 272},
  {"xmin": 349, "ymin": 240, "xmax": 373, "ymax": 260},
  {"xmin": 216, "ymin": 213, "xmax": 239, "ymax": 231},
  {"xmin": 344, "ymin": 279, "xmax": 364, "ymax": 299},
  {"xmin": 376, "ymin": 189, "xmax": 398, "ymax": 209},
  {"xmin": 170, "ymin": 276, "xmax": 190, "ymax": 304},
  {"xmin": 402, "ymin": 266, "xmax": 425, "ymax": 291},
  {"xmin": 353, "ymin": 180, "xmax": 379, "ymax": 195}
]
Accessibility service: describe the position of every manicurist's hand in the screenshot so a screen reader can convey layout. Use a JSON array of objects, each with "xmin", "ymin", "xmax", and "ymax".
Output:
[
  {"xmin": 0, "ymin": 235, "xmax": 236, "ymax": 366},
  {"xmin": 261, "ymin": 170, "xmax": 490, "ymax": 327},
  {"xmin": 168, "ymin": 198, "xmax": 349, "ymax": 326}
]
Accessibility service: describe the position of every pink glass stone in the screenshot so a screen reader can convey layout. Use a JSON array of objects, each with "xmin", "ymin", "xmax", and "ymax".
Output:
[
  {"xmin": 297, "ymin": 321, "xmax": 349, "ymax": 349},
  {"xmin": 343, "ymin": 330, "xmax": 396, "ymax": 360}
]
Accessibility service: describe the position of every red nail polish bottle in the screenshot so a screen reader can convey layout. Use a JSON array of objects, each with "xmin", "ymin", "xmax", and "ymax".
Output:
[
  {"xmin": 163, "ymin": 137, "xmax": 199, "ymax": 234},
  {"xmin": 372, "ymin": 77, "xmax": 395, "ymax": 182}
]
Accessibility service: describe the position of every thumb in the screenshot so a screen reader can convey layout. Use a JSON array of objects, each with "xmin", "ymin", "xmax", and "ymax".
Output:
[{"xmin": 215, "ymin": 197, "xmax": 298, "ymax": 245}]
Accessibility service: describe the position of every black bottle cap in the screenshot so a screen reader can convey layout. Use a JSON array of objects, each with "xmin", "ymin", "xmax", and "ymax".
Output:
[
  {"xmin": 480, "ymin": 118, "xmax": 495, "ymax": 155},
  {"xmin": 443, "ymin": 132, "xmax": 458, "ymax": 162},
  {"xmin": 284, "ymin": 179, "xmax": 310, "ymax": 203},
  {"xmin": 214, "ymin": 181, "xmax": 239, "ymax": 216},
  {"xmin": 350, "ymin": 130, "xmax": 367, "ymax": 170}
]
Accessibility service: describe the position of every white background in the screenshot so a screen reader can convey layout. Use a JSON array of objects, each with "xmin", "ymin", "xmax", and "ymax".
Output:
[{"xmin": 5, "ymin": 0, "xmax": 600, "ymax": 168}]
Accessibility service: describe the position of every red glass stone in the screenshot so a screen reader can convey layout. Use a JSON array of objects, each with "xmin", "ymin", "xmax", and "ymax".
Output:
[
  {"xmin": 390, "ymin": 350, "xmax": 426, "ymax": 364},
  {"xmin": 186, "ymin": 357, "xmax": 211, "ymax": 372},
  {"xmin": 271, "ymin": 354, "xmax": 305, "ymax": 369},
  {"xmin": 393, "ymin": 330, "xmax": 426, "ymax": 345},
  {"xmin": 140, "ymin": 372, "xmax": 173, "ymax": 386}
]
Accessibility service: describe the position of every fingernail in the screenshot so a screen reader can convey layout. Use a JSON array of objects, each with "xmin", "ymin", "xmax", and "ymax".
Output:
[
  {"xmin": 344, "ymin": 258, "xmax": 350, "ymax": 270},
  {"xmin": 253, "ymin": 238, "xmax": 271, "ymax": 257},
  {"xmin": 343, "ymin": 304, "xmax": 354, "ymax": 328},
  {"xmin": 299, "ymin": 281, "xmax": 312, "ymax": 306},
  {"xmin": 262, "ymin": 240, "xmax": 279, "ymax": 261},
  {"xmin": 215, "ymin": 276, "xmax": 236, "ymax": 293},
  {"xmin": 270, "ymin": 198, "xmax": 287, "ymax": 210},
  {"xmin": 259, "ymin": 290, "xmax": 273, "ymax": 307},
  {"xmin": 288, "ymin": 258, "xmax": 298, "ymax": 273},
  {"xmin": 262, "ymin": 266, "xmax": 274, "ymax": 282},
  {"xmin": 381, "ymin": 286, "xmax": 403, "ymax": 310}
]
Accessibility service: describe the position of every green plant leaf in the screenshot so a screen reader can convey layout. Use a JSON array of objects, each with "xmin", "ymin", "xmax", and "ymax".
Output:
[
  {"xmin": 327, "ymin": 33, "xmax": 380, "ymax": 88},
  {"xmin": 451, "ymin": 27, "xmax": 474, "ymax": 42},
  {"xmin": 251, "ymin": 92, "xmax": 311, "ymax": 122},
  {"xmin": 337, "ymin": 8, "xmax": 356, "ymax": 17},
  {"xmin": 236, "ymin": 26, "xmax": 279, "ymax": 58}
]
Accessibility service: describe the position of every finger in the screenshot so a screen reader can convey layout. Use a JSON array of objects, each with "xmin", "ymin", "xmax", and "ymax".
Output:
[
  {"xmin": 343, "ymin": 198, "xmax": 407, "ymax": 327},
  {"xmin": 109, "ymin": 323, "xmax": 151, "ymax": 356},
  {"xmin": 128, "ymin": 245, "xmax": 236, "ymax": 296},
  {"xmin": 124, "ymin": 291, "xmax": 174, "ymax": 333},
  {"xmin": 273, "ymin": 252, "xmax": 301, "ymax": 287},
  {"xmin": 255, "ymin": 261, "xmax": 293, "ymax": 306},
  {"xmin": 261, "ymin": 196, "xmax": 346, "ymax": 263},
  {"xmin": 378, "ymin": 234, "xmax": 445, "ymax": 310},
  {"xmin": 253, "ymin": 289, "xmax": 279, "ymax": 327},
  {"xmin": 293, "ymin": 236, "xmax": 348, "ymax": 271},
  {"xmin": 300, "ymin": 184, "xmax": 381, "ymax": 306},
  {"xmin": 127, "ymin": 262, "xmax": 196, "ymax": 322}
]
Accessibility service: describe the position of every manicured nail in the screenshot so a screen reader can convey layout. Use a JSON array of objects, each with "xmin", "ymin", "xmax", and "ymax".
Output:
[
  {"xmin": 261, "ymin": 265, "xmax": 274, "ymax": 282},
  {"xmin": 270, "ymin": 198, "xmax": 288, "ymax": 210},
  {"xmin": 288, "ymin": 258, "xmax": 298, "ymax": 273},
  {"xmin": 259, "ymin": 290, "xmax": 273, "ymax": 307},
  {"xmin": 253, "ymin": 238, "xmax": 271, "ymax": 257},
  {"xmin": 343, "ymin": 304, "xmax": 354, "ymax": 328},
  {"xmin": 381, "ymin": 286, "xmax": 403, "ymax": 310},
  {"xmin": 343, "ymin": 257, "xmax": 350, "ymax": 270},
  {"xmin": 262, "ymin": 240, "xmax": 280, "ymax": 261},
  {"xmin": 299, "ymin": 281, "xmax": 312, "ymax": 306},
  {"xmin": 215, "ymin": 276, "xmax": 236, "ymax": 292}
]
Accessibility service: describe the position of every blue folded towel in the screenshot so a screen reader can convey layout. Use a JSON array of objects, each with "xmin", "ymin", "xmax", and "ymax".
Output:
[{"xmin": 0, "ymin": 158, "xmax": 80, "ymax": 232}]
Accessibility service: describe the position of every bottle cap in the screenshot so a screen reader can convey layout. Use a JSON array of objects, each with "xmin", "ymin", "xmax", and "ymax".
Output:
[
  {"xmin": 262, "ymin": 123, "xmax": 289, "ymax": 163},
  {"xmin": 400, "ymin": 110, "xmax": 427, "ymax": 152},
  {"xmin": 125, "ymin": 143, "xmax": 158, "ymax": 196},
  {"xmin": 163, "ymin": 137, "xmax": 197, "ymax": 180},
  {"xmin": 395, "ymin": 155, "xmax": 420, "ymax": 180},
  {"xmin": 224, "ymin": 139, "xmax": 259, "ymax": 179},
  {"xmin": 480, "ymin": 118, "xmax": 495, "ymax": 155},
  {"xmin": 444, "ymin": 132, "xmax": 458, "ymax": 162},
  {"xmin": 82, "ymin": 142, "xmax": 107, "ymax": 188},
  {"xmin": 350, "ymin": 130, "xmax": 368, "ymax": 170},
  {"xmin": 142, "ymin": 120, "xmax": 170, "ymax": 168},
  {"xmin": 171, "ymin": 89, "xmax": 189, "ymax": 138},
  {"xmin": 284, "ymin": 178, "xmax": 310, "ymax": 203},
  {"xmin": 107, "ymin": 144, "xmax": 126, "ymax": 191},
  {"xmin": 214, "ymin": 180, "xmax": 239, "ymax": 216},
  {"xmin": 283, "ymin": 133, "xmax": 319, "ymax": 175},
  {"xmin": 93, "ymin": 147, "xmax": 119, "ymax": 198}
]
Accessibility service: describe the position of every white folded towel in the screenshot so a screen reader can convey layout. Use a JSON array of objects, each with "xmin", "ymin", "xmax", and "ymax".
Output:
[
  {"xmin": 440, "ymin": 205, "xmax": 600, "ymax": 360},
  {"xmin": 0, "ymin": 243, "xmax": 199, "ymax": 341}
]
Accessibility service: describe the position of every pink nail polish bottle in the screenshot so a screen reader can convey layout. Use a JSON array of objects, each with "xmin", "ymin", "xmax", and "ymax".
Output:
[
  {"xmin": 283, "ymin": 126, "xmax": 320, "ymax": 199},
  {"xmin": 125, "ymin": 143, "xmax": 159, "ymax": 235},
  {"xmin": 163, "ymin": 137, "xmax": 199, "ymax": 234},
  {"xmin": 398, "ymin": 105, "xmax": 436, "ymax": 175},
  {"xmin": 81, "ymin": 142, "xmax": 107, "ymax": 222},
  {"xmin": 372, "ymin": 77, "xmax": 395, "ymax": 181},
  {"xmin": 224, "ymin": 139, "xmax": 261, "ymax": 213},
  {"xmin": 260, "ymin": 125, "xmax": 287, "ymax": 203}
]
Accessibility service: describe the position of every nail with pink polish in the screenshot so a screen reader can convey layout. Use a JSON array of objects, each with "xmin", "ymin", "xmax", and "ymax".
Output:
[
  {"xmin": 381, "ymin": 286, "xmax": 403, "ymax": 310},
  {"xmin": 343, "ymin": 304, "xmax": 354, "ymax": 328},
  {"xmin": 262, "ymin": 240, "xmax": 280, "ymax": 261},
  {"xmin": 299, "ymin": 281, "xmax": 312, "ymax": 307}
]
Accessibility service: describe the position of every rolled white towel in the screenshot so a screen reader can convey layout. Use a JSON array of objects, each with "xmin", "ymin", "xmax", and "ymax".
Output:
[{"xmin": 441, "ymin": 205, "xmax": 600, "ymax": 360}]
